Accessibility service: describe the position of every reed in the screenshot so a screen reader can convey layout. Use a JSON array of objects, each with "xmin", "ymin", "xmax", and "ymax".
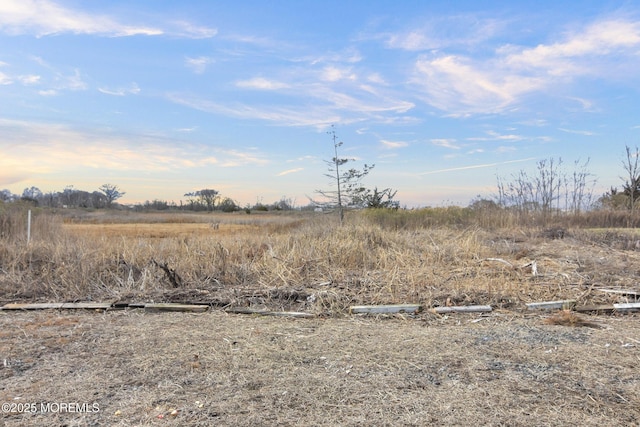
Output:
[{"xmin": 1, "ymin": 206, "xmax": 639, "ymax": 313}]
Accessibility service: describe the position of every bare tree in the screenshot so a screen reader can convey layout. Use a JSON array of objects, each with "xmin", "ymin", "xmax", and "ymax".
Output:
[
  {"xmin": 21, "ymin": 186, "xmax": 43, "ymax": 202},
  {"xmin": 621, "ymin": 145, "xmax": 640, "ymax": 217},
  {"xmin": 565, "ymin": 158, "xmax": 596, "ymax": 215},
  {"xmin": 534, "ymin": 158, "xmax": 563, "ymax": 219},
  {"xmin": 184, "ymin": 189, "xmax": 220, "ymax": 211},
  {"xmin": 99, "ymin": 184, "xmax": 125, "ymax": 208},
  {"xmin": 314, "ymin": 126, "xmax": 374, "ymax": 224},
  {"xmin": 496, "ymin": 157, "xmax": 596, "ymax": 223},
  {"xmin": 0, "ymin": 189, "xmax": 17, "ymax": 202}
]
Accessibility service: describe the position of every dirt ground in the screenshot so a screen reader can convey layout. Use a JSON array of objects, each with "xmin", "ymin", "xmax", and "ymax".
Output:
[{"xmin": 0, "ymin": 309, "xmax": 638, "ymax": 427}]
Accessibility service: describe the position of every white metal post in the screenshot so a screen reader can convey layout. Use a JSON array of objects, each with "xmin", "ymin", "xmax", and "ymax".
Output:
[{"xmin": 27, "ymin": 209, "xmax": 31, "ymax": 244}]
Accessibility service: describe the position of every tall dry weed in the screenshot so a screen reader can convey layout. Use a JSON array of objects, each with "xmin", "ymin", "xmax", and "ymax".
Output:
[{"xmin": 3, "ymin": 207, "xmax": 634, "ymax": 312}]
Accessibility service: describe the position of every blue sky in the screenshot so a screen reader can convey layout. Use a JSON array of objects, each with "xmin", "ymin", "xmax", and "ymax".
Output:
[{"xmin": 1, "ymin": 0, "xmax": 639, "ymax": 208}]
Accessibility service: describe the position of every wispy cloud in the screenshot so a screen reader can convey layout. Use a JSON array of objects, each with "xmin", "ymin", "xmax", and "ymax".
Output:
[
  {"xmin": 236, "ymin": 77, "xmax": 289, "ymax": 90},
  {"xmin": 383, "ymin": 16, "xmax": 502, "ymax": 51},
  {"xmin": 519, "ymin": 119, "xmax": 549, "ymax": 127},
  {"xmin": 0, "ymin": 0, "xmax": 163, "ymax": 37},
  {"xmin": 0, "ymin": 119, "xmax": 214, "ymax": 173},
  {"xmin": 0, "ymin": 71, "xmax": 11, "ymax": 85},
  {"xmin": 0, "ymin": 63, "xmax": 36, "ymax": 86},
  {"xmin": 0, "ymin": 0, "xmax": 215, "ymax": 38},
  {"xmin": 503, "ymin": 19, "xmax": 640, "ymax": 76},
  {"xmin": 366, "ymin": 73, "xmax": 386, "ymax": 84},
  {"xmin": 387, "ymin": 30, "xmax": 441, "ymax": 51},
  {"xmin": 18, "ymin": 74, "xmax": 40, "ymax": 85},
  {"xmin": 277, "ymin": 167, "xmax": 303, "ymax": 176},
  {"xmin": 167, "ymin": 93, "xmax": 340, "ymax": 128},
  {"xmin": 296, "ymin": 48, "xmax": 363, "ymax": 66},
  {"xmin": 467, "ymin": 130, "xmax": 524, "ymax": 142},
  {"xmin": 431, "ymin": 138, "xmax": 460, "ymax": 149},
  {"xmin": 467, "ymin": 148, "xmax": 485, "ymax": 154},
  {"xmin": 0, "ymin": 120, "xmax": 267, "ymax": 183},
  {"xmin": 32, "ymin": 68, "xmax": 87, "ymax": 96},
  {"xmin": 98, "ymin": 83, "xmax": 140, "ymax": 96},
  {"xmin": 381, "ymin": 139, "xmax": 408, "ymax": 149},
  {"xmin": 566, "ymin": 97, "xmax": 596, "ymax": 112},
  {"xmin": 286, "ymin": 155, "xmax": 316, "ymax": 163},
  {"xmin": 218, "ymin": 149, "xmax": 269, "ymax": 167},
  {"xmin": 185, "ymin": 56, "xmax": 215, "ymax": 74},
  {"xmin": 412, "ymin": 54, "xmax": 543, "ymax": 114},
  {"xmin": 60, "ymin": 69, "xmax": 86, "ymax": 90},
  {"xmin": 167, "ymin": 80, "xmax": 414, "ymax": 127},
  {"xmin": 320, "ymin": 66, "xmax": 356, "ymax": 82},
  {"xmin": 559, "ymin": 127, "xmax": 595, "ymax": 136},
  {"xmin": 418, "ymin": 158, "xmax": 536, "ymax": 176},
  {"xmin": 410, "ymin": 17, "xmax": 640, "ymax": 115},
  {"xmin": 171, "ymin": 21, "xmax": 217, "ymax": 39}
]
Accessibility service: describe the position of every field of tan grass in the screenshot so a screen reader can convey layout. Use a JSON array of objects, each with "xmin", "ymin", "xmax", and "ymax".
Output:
[
  {"xmin": 0, "ymin": 208, "xmax": 639, "ymax": 425},
  {"xmin": 63, "ymin": 222, "xmax": 258, "ymax": 239},
  {"xmin": 2, "ymin": 209, "xmax": 639, "ymax": 311}
]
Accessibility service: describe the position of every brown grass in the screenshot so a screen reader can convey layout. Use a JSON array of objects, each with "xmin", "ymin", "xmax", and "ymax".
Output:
[
  {"xmin": 0, "ymin": 310, "xmax": 638, "ymax": 426},
  {"xmin": 62, "ymin": 222, "xmax": 259, "ymax": 238},
  {"xmin": 1, "ymin": 208, "xmax": 640, "ymax": 425},
  {"xmin": 1, "ymin": 209, "xmax": 640, "ymax": 313},
  {"xmin": 543, "ymin": 309, "xmax": 601, "ymax": 328}
]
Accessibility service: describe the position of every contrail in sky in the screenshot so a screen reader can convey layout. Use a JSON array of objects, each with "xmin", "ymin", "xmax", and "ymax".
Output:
[{"xmin": 418, "ymin": 158, "xmax": 536, "ymax": 176}]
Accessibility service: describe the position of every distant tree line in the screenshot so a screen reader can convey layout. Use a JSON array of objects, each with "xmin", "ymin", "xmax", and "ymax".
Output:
[
  {"xmin": 0, "ymin": 184, "xmax": 125, "ymax": 209},
  {"xmin": 2, "ymin": 146, "xmax": 637, "ymax": 221},
  {"xmin": 0, "ymin": 184, "xmax": 303, "ymax": 213}
]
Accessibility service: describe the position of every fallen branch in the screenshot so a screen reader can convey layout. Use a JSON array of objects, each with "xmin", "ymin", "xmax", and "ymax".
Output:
[
  {"xmin": 431, "ymin": 305, "xmax": 492, "ymax": 314},
  {"xmin": 225, "ymin": 307, "xmax": 315, "ymax": 318},
  {"xmin": 144, "ymin": 303, "xmax": 208, "ymax": 313},
  {"xmin": 151, "ymin": 259, "xmax": 183, "ymax": 288}
]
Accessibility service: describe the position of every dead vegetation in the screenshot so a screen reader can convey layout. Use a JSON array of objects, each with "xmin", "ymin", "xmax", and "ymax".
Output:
[
  {"xmin": 543, "ymin": 309, "xmax": 601, "ymax": 328},
  {"xmin": 1, "ymin": 208, "xmax": 640, "ymax": 314},
  {"xmin": 0, "ymin": 310, "xmax": 638, "ymax": 426},
  {"xmin": 0, "ymin": 207, "xmax": 639, "ymax": 425}
]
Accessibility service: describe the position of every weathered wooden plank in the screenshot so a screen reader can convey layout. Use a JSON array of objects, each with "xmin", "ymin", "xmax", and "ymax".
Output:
[
  {"xmin": 144, "ymin": 303, "xmax": 209, "ymax": 313},
  {"xmin": 432, "ymin": 305, "xmax": 493, "ymax": 314},
  {"xmin": 0, "ymin": 302, "xmax": 113, "ymax": 310},
  {"xmin": 1, "ymin": 303, "xmax": 64, "ymax": 310},
  {"xmin": 526, "ymin": 300, "xmax": 576, "ymax": 310},
  {"xmin": 597, "ymin": 288, "xmax": 640, "ymax": 297},
  {"xmin": 349, "ymin": 304, "xmax": 423, "ymax": 315},
  {"xmin": 613, "ymin": 302, "xmax": 640, "ymax": 311},
  {"xmin": 225, "ymin": 307, "xmax": 315, "ymax": 318},
  {"xmin": 62, "ymin": 302, "xmax": 113, "ymax": 310},
  {"xmin": 574, "ymin": 305, "xmax": 615, "ymax": 313}
]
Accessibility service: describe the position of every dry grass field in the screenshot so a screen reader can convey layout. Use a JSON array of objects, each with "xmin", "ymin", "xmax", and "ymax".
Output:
[{"xmin": 0, "ymin": 207, "xmax": 639, "ymax": 426}]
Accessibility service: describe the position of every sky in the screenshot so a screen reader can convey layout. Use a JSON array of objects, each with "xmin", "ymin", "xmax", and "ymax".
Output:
[{"xmin": 1, "ymin": 0, "xmax": 640, "ymax": 208}]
